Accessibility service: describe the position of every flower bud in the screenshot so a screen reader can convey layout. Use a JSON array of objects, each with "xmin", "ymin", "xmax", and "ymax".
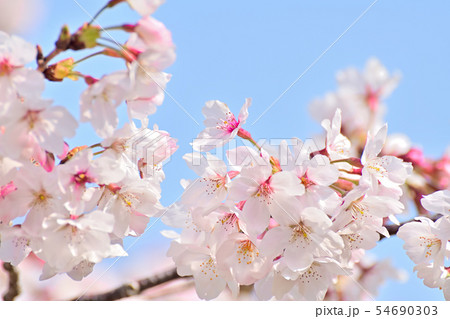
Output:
[
  {"xmin": 69, "ymin": 23, "xmax": 101, "ymax": 50},
  {"xmin": 55, "ymin": 25, "xmax": 71, "ymax": 50},
  {"xmin": 44, "ymin": 58, "xmax": 77, "ymax": 82}
]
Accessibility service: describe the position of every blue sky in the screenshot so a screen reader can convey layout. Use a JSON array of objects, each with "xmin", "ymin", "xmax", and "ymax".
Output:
[{"xmin": 14, "ymin": 0, "xmax": 450, "ymax": 300}]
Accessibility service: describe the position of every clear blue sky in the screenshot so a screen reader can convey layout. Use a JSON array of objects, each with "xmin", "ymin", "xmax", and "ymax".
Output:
[{"xmin": 16, "ymin": 0, "xmax": 450, "ymax": 300}]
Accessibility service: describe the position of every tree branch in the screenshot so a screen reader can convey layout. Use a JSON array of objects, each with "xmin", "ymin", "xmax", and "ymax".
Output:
[
  {"xmin": 381, "ymin": 215, "xmax": 440, "ymax": 239},
  {"xmin": 73, "ymin": 268, "xmax": 183, "ymax": 301},
  {"xmin": 2, "ymin": 262, "xmax": 20, "ymax": 301}
]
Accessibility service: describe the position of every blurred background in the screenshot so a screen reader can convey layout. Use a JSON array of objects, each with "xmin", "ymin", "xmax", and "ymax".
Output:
[{"xmin": 1, "ymin": 0, "xmax": 449, "ymax": 300}]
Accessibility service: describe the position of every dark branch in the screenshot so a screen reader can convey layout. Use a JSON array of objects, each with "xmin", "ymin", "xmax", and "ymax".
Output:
[
  {"xmin": 381, "ymin": 215, "xmax": 440, "ymax": 239},
  {"xmin": 2, "ymin": 262, "xmax": 20, "ymax": 301},
  {"xmin": 73, "ymin": 268, "xmax": 182, "ymax": 301}
]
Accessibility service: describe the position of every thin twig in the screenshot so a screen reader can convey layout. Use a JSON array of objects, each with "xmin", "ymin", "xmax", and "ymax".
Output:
[
  {"xmin": 73, "ymin": 268, "xmax": 182, "ymax": 301},
  {"xmin": 2, "ymin": 262, "xmax": 20, "ymax": 301}
]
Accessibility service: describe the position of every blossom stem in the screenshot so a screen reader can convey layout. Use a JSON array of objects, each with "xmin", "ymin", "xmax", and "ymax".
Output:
[
  {"xmin": 330, "ymin": 157, "xmax": 364, "ymax": 168},
  {"xmin": 2, "ymin": 262, "xmax": 20, "ymax": 301},
  {"xmin": 97, "ymin": 43, "xmax": 135, "ymax": 62},
  {"xmin": 103, "ymin": 26, "xmax": 126, "ymax": 31},
  {"xmin": 89, "ymin": 143, "xmax": 102, "ymax": 149},
  {"xmin": 37, "ymin": 48, "xmax": 63, "ymax": 72},
  {"xmin": 237, "ymin": 128, "xmax": 261, "ymax": 151},
  {"xmin": 73, "ymin": 268, "xmax": 182, "ymax": 301},
  {"xmin": 99, "ymin": 37, "xmax": 121, "ymax": 46},
  {"xmin": 338, "ymin": 176, "xmax": 359, "ymax": 185},
  {"xmin": 88, "ymin": 3, "xmax": 110, "ymax": 25},
  {"xmin": 74, "ymin": 51, "xmax": 105, "ymax": 65},
  {"xmin": 93, "ymin": 150, "xmax": 105, "ymax": 156}
]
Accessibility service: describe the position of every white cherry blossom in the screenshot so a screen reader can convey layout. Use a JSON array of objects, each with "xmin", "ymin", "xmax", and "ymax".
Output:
[
  {"xmin": 0, "ymin": 97, "xmax": 77, "ymax": 161},
  {"xmin": 80, "ymin": 71, "xmax": 131, "ymax": 138},
  {"xmin": 0, "ymin": 31, "xmax": 45, "ymax": 110},
  {"xmin": 421, "ymin": 190, "xmax": 450, "ymax": 216},
  {"xmin": 260, "ymin": 207, "xmax": 343, "ymax": 272},
  {"xmin": 36, "ymin": 210, "xmax": 126, "ymax": 275},
  {"xmin": 397, "ymin": 216, "xmax": 450, "ymax": 266},
  {"xmin": 181, "ymin": 152, "xmax": 230, "ymax": 211},
  {"xmin": 126, "ymin": 0, "xmax": 165, "ymax": 16},
  {"xmin": 361, "ymin": 124, "xmax": 412, "ymax": 191}
]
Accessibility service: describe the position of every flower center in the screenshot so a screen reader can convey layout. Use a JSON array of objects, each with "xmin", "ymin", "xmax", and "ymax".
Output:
[
  {"xmin": 291, "ymin": 224, "xmax": 312, "ymax": 243},
  {"xmin": 217, "ymin": 112, "xmax": 239, "ymax": 133},
  {"xmin": 23, "ymin": 110, "xmax": 42, "ymax": 130},
  {"xmin": 237, "ymin": 240, "xmax": 259, "ymax": 264},
  {"xmin": 365, "ymin": 85, "xmax": 380, "ymax": 111},
  {"xmin": 0, "ymin": 58, "xmax": 14, "ymax": 76},
  {"xmin": 256, "ymin": 177, "xmax": 272, "ymax": 197},
  {"xmin": 73, "ymin": 171, "xmax": 93, "ymax": 186},
  {"xmin": 201, "ymin": 174, "xmax": 227, "ymax": 195}
]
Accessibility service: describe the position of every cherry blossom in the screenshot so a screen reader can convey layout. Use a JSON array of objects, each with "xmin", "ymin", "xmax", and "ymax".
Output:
[
  {"xmin": 0, "ymin": 1, "xmax": 448, "ymax": 301},
  {"xmin": 126, "ymin": 0, "xmax": 165, "ymax": 16},
  {"xmin": 0, "ymin": 97, "xmax": 77, "ymax": 161},
  {"xmin": 57, "ymin": 148, "xmax": 125, "ymax": 213},
  {"xmin": 97, "ymin": 174, "xmax": 162, "ymax": 237},
  {"xmin": 260, "ymin": 207, "xmax": 343, "ymax": 272},
  {"xmin": 0, "ymin": 32, "xmax": 45, "ymax": 109},
  {"xmin": 309, "ymin": 58, "xmax": 400, "ymax": 137},
  {"xmin": 361, "ymin": 125, "xmax": 412, "ymax": 191},
  {"xmin": 193, "ymin": 98, "xmax": 251, "ymax": 152},
  {"xmin": 126, "ymin": 50, "xmax": 172, "ymax": 121},
  {"xmin": 126, "ymin": 16, "xmax": 175, "ymax": 69},
  {"xmin": 80, "ymin": 71, "xmax": 131, "ymax": 138},
  {"xmin": 36, "ymin": 210, "xmax": 126, "ymax": 276},
  {"xmin": 397, "ymin": 217, "xmax": 450, "ymax": 266},
  {"xmin": 216, "ymin": 233, "xmax": 271, "ymax": 285},
  {"xmin": 321, "ymin": 109, "xmax": 351, "ymax": 160},
  {"xmin": 167, "ymin": 234, "xmax": 235, "ymax": 300},
  {"xmin": 228, "ymin": 164, "xmax": 304, "ymax": 237},
  {"xmin": 421, "ymin": 190, "xmax": 450, "ymax": 216},
  {"xmin": 181, "ymin": 152, "xmax": 230, "ymax": 211}
]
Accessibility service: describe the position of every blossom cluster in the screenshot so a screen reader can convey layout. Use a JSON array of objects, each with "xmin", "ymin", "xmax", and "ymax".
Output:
[
  {"xmin": 164, "ymin": 59, "xmax": 449, "ymax": 300},
  {"xmin": 397, "ymin": 190, "xmax": 450, "ymax": 300},
  {"xmin": 163, "ymin": 98, "xmax": 413, "ymax": 299},
  {"xmin": 0, "ymin": 0, "xmax": 178, "ymax": 281},
  {"xmin": 311, "ymin": 58, "xmax": 450, "ymax": 300}
]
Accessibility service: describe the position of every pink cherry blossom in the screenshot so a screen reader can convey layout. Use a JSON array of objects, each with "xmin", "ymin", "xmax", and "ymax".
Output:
[
  {"xmin": 228, "ymin": 163, "xmax": 304, "ymax": 237},
  {"xmin": 193, "ymin": 98, "xmax": 251, "ymax": 152},
  {"xmin": 0, "ymin": 97, "xmax": 77, "ymax": 162},
  {"xmin": 0, "ymin": 31, "xmax": 45, "ymax": 109}
]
